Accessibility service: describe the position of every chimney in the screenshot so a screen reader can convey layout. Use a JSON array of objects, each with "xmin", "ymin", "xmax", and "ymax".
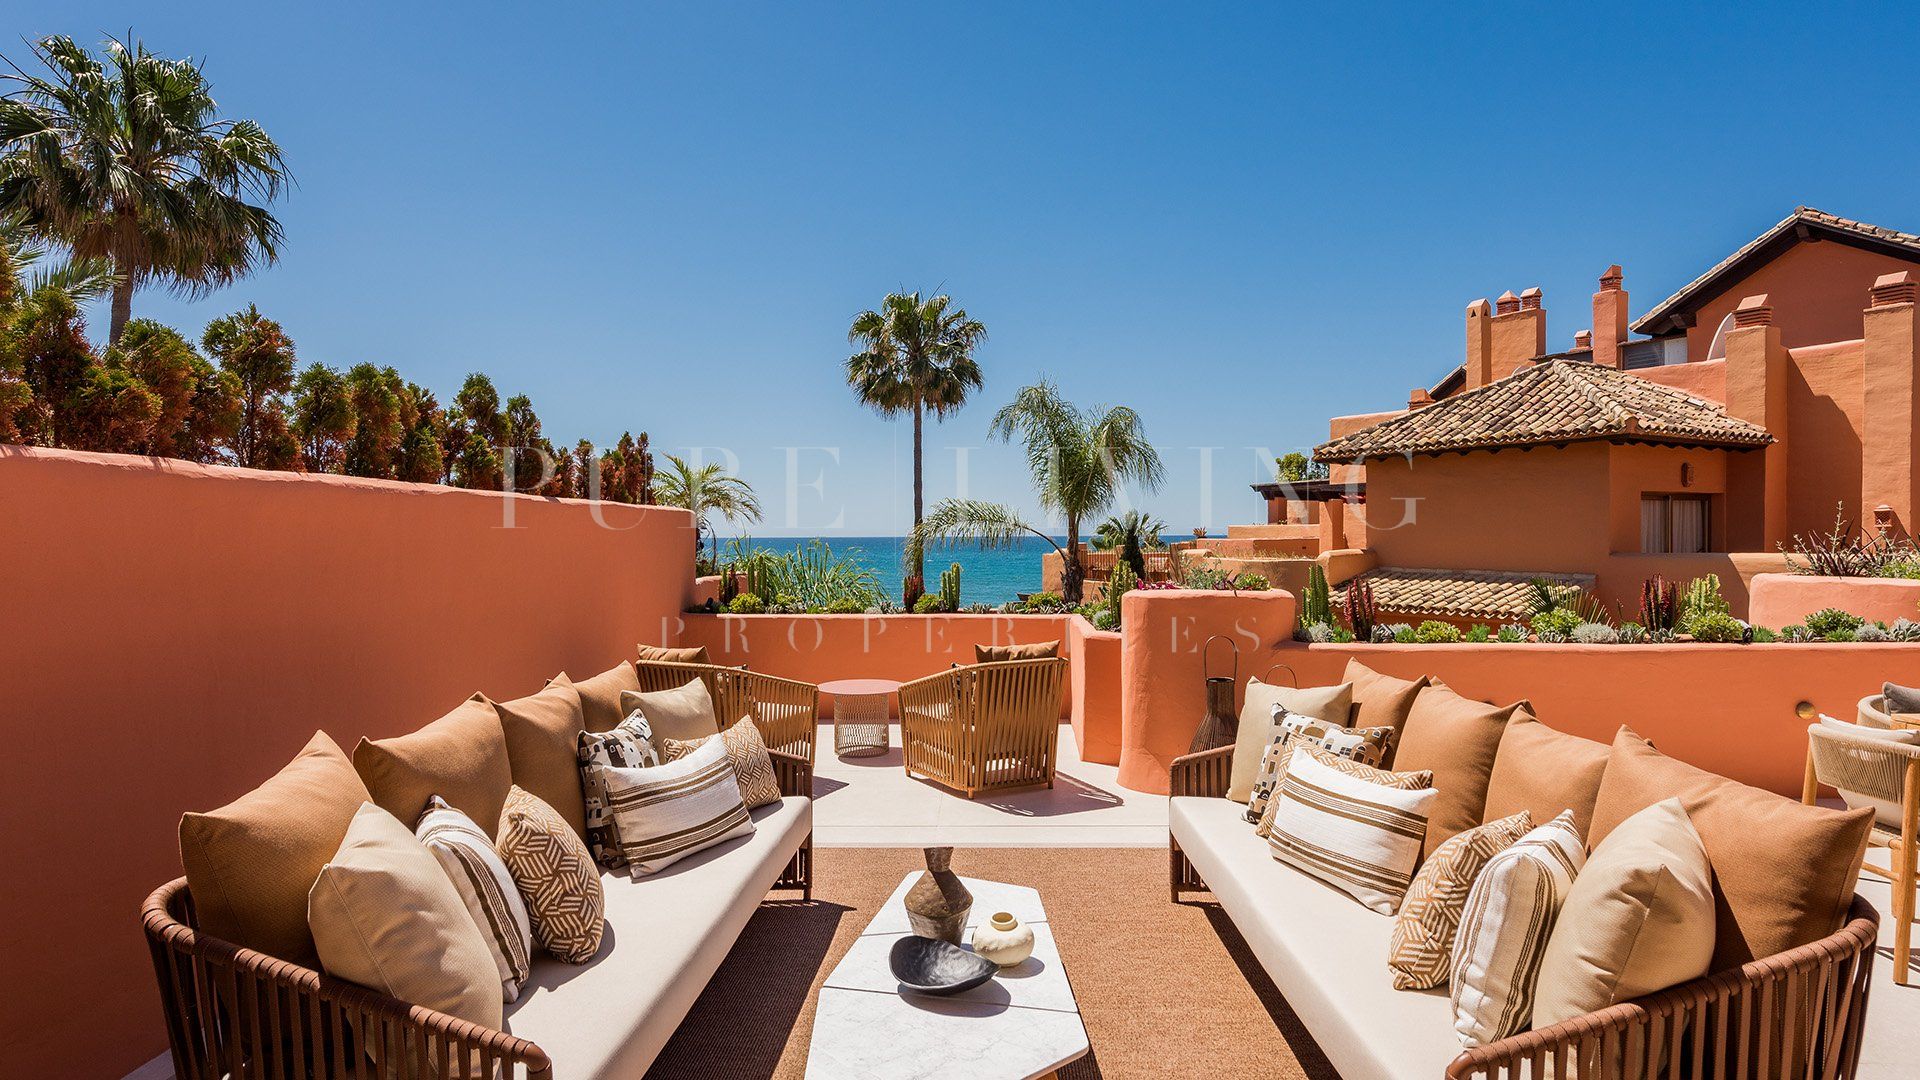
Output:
[
  {"xmin": 1408, "ymin": 387, "xmax": 1435, "ymax": 409},
  {"xmin": 1494, "ymin": 290, "xmax": 1521, "ymax": 315},
  {"xmin": 1519, "ymin": 287, "xmax": 1543, "ymax": 311},
  {"xmin": 1733, "ymin": 293, "xmax": 1773, "ymax": 328},
  {"xmin": 1574, "ymin": 329, "xmax": 1593, "ymax": 350},
  {"xmin": 1488, "ymin": 286, "xmax": 1547, "ymax": 382},
  {"xmin": 1465, "ymin": 298, "xmax": 1494, "ymax": 389},
  {"xmin": 1591, "ymin": 265, "xmax": 1629, "ymax": 368}
]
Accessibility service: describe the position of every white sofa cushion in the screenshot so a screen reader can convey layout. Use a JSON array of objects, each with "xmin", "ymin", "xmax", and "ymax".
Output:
[
  {"xmin": 505, "ymin": 795, "xmax": 811, "ymax": 1080},
  {"xmin": 1172, "ymin": 795, "xmax": 1465, "ymax": 1080}
]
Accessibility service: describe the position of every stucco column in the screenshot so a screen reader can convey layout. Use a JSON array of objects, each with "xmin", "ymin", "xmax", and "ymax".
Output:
[
  {"xmin": 1591, "ymin": 265, "xmax": 1629, "ymax": 369},
  {"xmin": 1721, "ymin": 294, "xmax": 1790, "ymax": 549},
  {"xmin": 1465, "ymin": 298, "xmax": 1493, "ymax": 389},
  {"xmin": 1862, "ymin": 272, "xmax": 1920, "ymax": 538}
]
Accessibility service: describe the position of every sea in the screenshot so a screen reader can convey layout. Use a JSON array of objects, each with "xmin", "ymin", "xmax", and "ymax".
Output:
[{"xmin": 719, "ymin": 535, "xmax": 1071, "ymax": 607}]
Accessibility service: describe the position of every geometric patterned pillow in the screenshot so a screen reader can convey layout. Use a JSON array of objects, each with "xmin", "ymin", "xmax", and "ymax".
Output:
[
  {"xmin": 1245, "ymin": 709, "xmax": 1396, "ymax": 824},
  {"xmin": 1386, "ymin": 810, "xmax": 1532, "ymax": 990},
  {"xmin": 577, "ymin": 711, "xmax": 661, "ymax": 870},
  {"xmin": 495, "ymin": 785, "xmax": 605, "ymax": 964},
  {"xmin": 1255, "ymin": 744, "xmax": 1431, "ymax": 838},
  {"xmin": 662, "ymin": 717, "xmax": 782, "ymax": 810}
]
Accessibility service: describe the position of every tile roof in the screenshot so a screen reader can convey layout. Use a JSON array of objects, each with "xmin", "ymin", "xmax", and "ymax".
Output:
[
  {"xmin": 1632, "ymin": 207, "xmax": 1920, "ymax": 336},
  {"xmin": 1335, "ymin": 567, "xmax": 1595, "ymax": 624},
  {"xmin": 1313, "ymin": 357, "xmax": 1772, "ymax": 463}
]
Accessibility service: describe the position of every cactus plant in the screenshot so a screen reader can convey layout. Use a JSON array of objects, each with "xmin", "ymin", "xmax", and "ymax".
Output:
[
  {"xmin": 1678, "ymin": 574, "xmax": 1730, "ymax": 634},
  {"xmin": 1102, "ymin": 560, "xmax": 1137, "ymax": 630},
  {"xmin": 1855, "ymin": 623, "xmax": 1889, "ymax": 642},
  {"xmin": 938, "ymin": 562, "xmax": 962, "ymax": 613},
  {"xmin": 1299, "ymin": 563, "xmax": 1333, "ymax": 630},
  {"xmin": 1639, "ymin": 575, "xmax": 1679, "ymax": 633},
  {"xmin": 1343, "ymin": 576, "xmax": 1378, "ymax": 642}
]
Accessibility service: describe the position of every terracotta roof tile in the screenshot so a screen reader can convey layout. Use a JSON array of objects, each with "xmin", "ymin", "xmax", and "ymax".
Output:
[
  {"xmin": 1313, "ymin": 358, "xmax": 1771, "ymax": 463},
  {"xmin": 1335, "ymin": 567, "xmax": 1595, "ymax": 623}
]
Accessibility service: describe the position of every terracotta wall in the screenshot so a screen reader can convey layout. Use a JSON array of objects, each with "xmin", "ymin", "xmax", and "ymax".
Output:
[
  {"xmin": 0, "ymin": 446, "xmax": 696, "ymax": 1080},
  {"xmin": 1748, "ymin": 572, "xmax": 1920, "ymax": 629},
  {"xmin": 1361, "ymin": 442, "xmax": 1614, "ymax": 573},
  {"xmin": 1068, "ymin": 616, "xmax": 1124, "ymax": 764},
  {"xmin": 1682, "ymin": 240, "xmax": 1920, "ymax": 356}
]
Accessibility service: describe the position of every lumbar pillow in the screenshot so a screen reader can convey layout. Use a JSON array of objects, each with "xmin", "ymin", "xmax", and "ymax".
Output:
[
  {"xmin": 1265, "ymin": 750, "xmax": 1437, "ymax": 914},
  {"xmin": 1817, "ymin": 717, "xmax": 1920, "ymax": 827},
  {"xmin": 1387, "ymin": 810, "xmax": 1532, "ymax": 991},
  {"xmin": 663, "ymin": 716, "xmax": 783, "ymax": 810},
  {"xmin": 1481, "ymin": 715, "xmax": 1610, "ymax": 841},
  {"xmin": 559, "ymin": 663, "xmax": 642, "ymax": 733},
  {"xmin": 622, "ymin": 677, "xmax": 722, "ymax": 742},
  {"xmin": 179, "ymin": 731, "xmax": 371, "ymax": 966},
  {"xmin": 1532, "ymin": 798, "xmax": 1715, "ymax": 1029},
  {"xmin": 354, "ymin": 693, "xmax": 514, "ymax": 840},
  {"xmin": 494, "ymin": 676, "xmax": 589, "ymax": 841},
  {"xmin": 1256, "ymin": 745, "xmax": 1430, "ymax": 839},
  {"xmin": 1227, "ymin": 679, "xmax": 1355, "ymax": 802},
  {"xmin": 308, "ymin": 802, "xmax": 502, "ymax": 1033},
  {"xmin": 1394, "ymin": 681, "xmax": 1529, "ymax": 856},
  {"xmin": 636, "ymin": 644, "xmax": 710, "ymax": 664},
  {"xmin": 975, "ymin": 640, "xmax": 1061, "ymax": 662},
  {"xmin": 604, "ymin": 735, "xmax": 755, "ymax": 874},
  {"xmin": 1449, "ymin": 810, "xmax": 1586, "ymax": 1046},
  {"xmin": 1245, "ymin": 710, "xmax": 1395, "ymax": 824},
  {"xmin": 416, "ymin": 796, "xmax": 533, "ymax": 1001},
  {"xmin": 576, "ymin": 710, "xmax": 662, "ymax": 869},
  {"xmin": 495, "ymin": 785, "xmax": 605, "ymax": 963}
]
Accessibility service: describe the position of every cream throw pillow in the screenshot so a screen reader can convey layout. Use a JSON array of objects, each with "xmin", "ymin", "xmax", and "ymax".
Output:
[
  {"xmin": 605, "ymin": 735, "xmax": 755, "ymax": 874},
  {"xmin": 416, "ymin": 796, "xmax": 533, "ymax": 1002},
  {"xmin": 1387, "ymin": 811, "xmax": 1532, "ymax": 991},
  {"xmin": 309, "ymin": 803, "xmax": 502, "ymax": 1034},
  {"xmin": 1449, "ymin": 810, "xmax": 1585, "ymax": 1047},
  {"xmin": 1255, "ymin": 745, "xmax": 1430, "ymax": 839},
  {"xmin": 1266, "ymin": 750, "xmax": 1436, "ymax": 914},
  {"xmin": 1227, "ymin": 680, "xmax": 1354, "ymax": 802},
  {"xmin": 622, "ymin": 677, "xmax": 721, "ymax": 742},
  {"xmin": 1531, "ymin": 798, "xmax": 1715, "ymax": 1029}
]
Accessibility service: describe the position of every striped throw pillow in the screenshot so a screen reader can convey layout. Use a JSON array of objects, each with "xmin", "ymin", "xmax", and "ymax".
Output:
[
  {"xmin": 1449, "ymin": 810, "xmax": 1586, "ymax": 1046},
  {"xmin": 1387, "ymin": 810, "xmax": 1533, "ymax": 990},
  {"xmin": 1256, "ymin": 745, "xmax": 1432, "ymax": 838},
  {"xmin": 1246, "ymin": 714, "xmax": 1398, "ymax": 824},
  {"xmin": 604, "ymin": 734, "xmax": 755, "ymax": 875},
  {"xmin": 415, "ymin": 796, "xmax": 534, "ymax": 1001},
  {"xmin": 1265, "ymin": 750, "xmax": 1438, "ymax": 914},
  {"xmin": 577, "ymin": 710, "xmax": 661, "ymax": 870}
]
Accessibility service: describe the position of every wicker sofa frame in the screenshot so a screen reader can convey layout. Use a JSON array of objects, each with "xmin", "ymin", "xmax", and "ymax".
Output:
[
  {"xmin": 143, "ymin": 750, "xmax": 814, "ymax": 1080},
  {"xmin": 1169, "ymin": 745, "xmax": 1882, "ymax": 1080},
  {"xmin": 898, "ymin": 657, "xmax": 1068, "ymax": 798},
  {"xmin": 634, "ymin": 659, "xmax": 820, "ymax": 762}
]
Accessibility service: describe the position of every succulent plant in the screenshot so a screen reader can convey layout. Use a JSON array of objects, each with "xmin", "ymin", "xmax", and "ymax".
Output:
[
  {"xmin": 1689, "ymin": 612, "xmax": 1748, "ymax": 643},
  {"xmin": 1495, "ymin": 623, "xmax": 1527, "ymax": 643},
  {"xmin": 1616, "ymin": 621, "xmax": 1647, "ymax": 644},
  {"xmin": 1779, "ymin": 623, "xmax": 1812, "ymax": 643},
  {"xmin": 1890, "ymin": 618, "xmax": 1920, "ymax": 642},
  {"xmin": 1342, "ymin": 577, "xmax": 1378, "ymax": 641},
  {"xmin": 1413, "ymin": 620, "xmax": 1461, "ymax": 643},
  {"xmin": 1678, "ymin": 574, "xmax": 1730, "ymax": 635},
  {"xmin": 1305, "ymin": 620, "xmax": 1336, "ymax": 644},
  {"xmin": 1299, "ymin": 564, "xmax": 1333, "ymax": 629},
  {"xmin": 1392, "ymin": 623, "xmax": 1418, "ymax": 644},
  {"xmin": 727, "ymin": 593, "xmax": 766, "ymax": 614},
  {"xmin": 1804, "ymin": 607, "xmax": 1865, "ymax": 639},
  {"xmin": 1855, "ymin": 623, "xmax": 1889, "ymax": 642},
  {"xmin": 1571, "ymin": 621, "xmax": 1620, "ymax": 645},
  {"xmin": 937, "ymin": 562, "xmax": 962, "ymax": 613},
  {"xmin": 1465, "ymin": 624, "xmax": 1492, "ymax": 643},
  {"xmin": 1639, "ymin": 575, "xmax": 1679, "ymax": 633},
  {"xmin": 1530, "ymin": 609, "xmax": 1581, "ymax": 638},
  {"xmin": 1748, "ymin": 625, "xmax": 1777, "ymax": 643}
]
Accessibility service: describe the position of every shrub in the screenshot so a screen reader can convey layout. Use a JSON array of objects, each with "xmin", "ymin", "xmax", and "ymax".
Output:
[
  {"xmin": 1783, "ymin": 502, "xmax": 1920, "ymax": 577},
  {"xmin": 1412, "ymin": 620, "xmax": 1461, "ymax": 643},
  {"xmin": 1183, "ymin": 566, "xmax": 1232, "ymax": 591},
  {"xmin": 1571, "ymin": 621, "xmax": 1620, "ymax": 644},
  {"xmin": 1689, "ymin": 612, "xmax": 1748, "ymax": 643},
  {"xmin": 1235, "ymin": 572, "xmax": 1270, "ymax": 591},
  {"xmin": 1330, "ymin": 626, "xmax": 1356, "ymax": 644},
  {"xmin": 1392, "ymin": 623, "xmax": 1418, "ymax": 644},
  {"xmin": 1495, "ymin": 623, "xmax": 1527, "ymax": 643},
  {"xmin": 1616, "ymin": 621, "xmax": 1647, "ymax": 644},
  {"xmin": 1023, "ymin": 591, "xmax": 1065, "ymax": 613},
  {"xmin": 912, "ymin": 594, "xmax": 945, "ymax": 614},
  {"xmin": 1803, "ymin": 607, "xmax": 1865, "ymax": 638},
  {"xmin": 824, "ymin": 598, "xmax": 864, "ymax": 614},
  {"xmin": 1748, "ymin": 625, "xmax": 1777, "ymax": 643},
  {"xmin": 1530, "ymin": 609, "xmax": 1581, "ymax": 639},
  {"xmin": 1465, "ymin": 623, "xmax": 1492, "ymax": 643},
  {"xmin": 727, "ymin": 593, "xmax": 766, "ymax": 614}
]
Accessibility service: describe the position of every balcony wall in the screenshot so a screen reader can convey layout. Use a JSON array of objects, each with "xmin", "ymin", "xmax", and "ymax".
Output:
[
  {"xmin": 1748, "ymin": 571, "xmax": 1920, "ymax": 629},
  {"xmin": 0, "ymin": 446, "xmax": 696, "ymax": 1080}
]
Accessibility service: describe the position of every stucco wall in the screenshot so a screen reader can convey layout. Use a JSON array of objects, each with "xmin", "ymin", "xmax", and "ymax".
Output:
[
  {"xmin": 1748, "ymin": 572, "xmax": 1920, "ymax": 629},
  {"xmin": 1682, "ymin": 240, "xmax": 1920, "ymax": 356},
  {"xmin": 1361, "ymin": 442, "xmax": 1614, "ymax": 574},
  {"xmin": 0, "ymin": 446, "xmax": 696, "ymax": 1080}
]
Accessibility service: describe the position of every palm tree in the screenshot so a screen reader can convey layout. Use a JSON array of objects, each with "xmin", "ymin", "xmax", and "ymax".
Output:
[
  {"xmin": 1091, "ymin": 510, "xmax": 1166, "ymax": 581},
  {"xmin": 845, "ymin": 292, "xmax": 985, "ymax": 600},
  {"xmin": 655, "ymin": 453, "xmax": 764, "ymax": 566},
  {"xmin": 913, "ymin": 382, "xmax": 1163, "ymax": 603},
  {"xmin": 0, "ymin": 34, "xmax": 289, "ymax": 345}
]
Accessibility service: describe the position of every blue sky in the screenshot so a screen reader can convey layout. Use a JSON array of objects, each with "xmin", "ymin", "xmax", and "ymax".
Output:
[{"xmin": 23, "ymin": 3, "xmax": 1920, "ymax": 534}]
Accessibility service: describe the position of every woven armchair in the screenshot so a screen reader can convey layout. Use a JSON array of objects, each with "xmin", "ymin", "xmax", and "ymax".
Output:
[
  {"xmin": 1805, "ymin": 721, "xmax": 1919, "ymax": 985},
  {"xmin": 899, "ymin": 657, "xmax": 1068, "ymax": 798},
  {"xmin": 144, "ymin": 751, "xmax": 814, "ymax": 1080},
  {"xmin": 634, "ymin": 659, "xmax": 819, "ymax": 763}
]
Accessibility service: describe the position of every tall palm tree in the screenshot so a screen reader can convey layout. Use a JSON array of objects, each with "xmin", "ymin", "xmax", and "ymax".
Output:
[
  {"xmin": 655, "ymin": 453, "xmax": 764, "ymax": 566},
  {"xmin": 1091, "ymin": 509, "xmax": 1166, "ymax": 581},
  {"xmin": 845, "ymin": 291, "xmax": 985, "ymax": 599},
  {"xmin": 914, "ymin": 382, "xmax": 1163, "ymax": 603},
  {"xmin": 0, "ymin": 34, "xmax": 288, "ymax": 345}
]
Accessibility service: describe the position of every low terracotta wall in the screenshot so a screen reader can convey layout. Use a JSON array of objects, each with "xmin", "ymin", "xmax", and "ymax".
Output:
[
  {"xmin": 1748, "ymin": 572, "xmax": 1920, "ymax": 629},
  {"xmin": 1068, "ymin": 616, "xmax": 1124, "ymax": 764},
  {"xmin": 0, "ymin": 446, "xmax": 697, "ymax": 1080},
  {"xmin": 678, "ymin": 613, "xmax": 1075, "ymax": 717}
]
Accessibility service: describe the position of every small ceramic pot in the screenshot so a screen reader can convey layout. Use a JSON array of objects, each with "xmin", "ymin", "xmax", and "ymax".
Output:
[{"xmin": 970, "ymin": 911, "xmax": 1035, "ymax": 967}]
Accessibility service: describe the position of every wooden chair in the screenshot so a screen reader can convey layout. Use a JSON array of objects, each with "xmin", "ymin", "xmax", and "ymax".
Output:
[
  {"xmin": 634, "ymin": 659, "xmax": 820, "ymax": 763},
  {"xmin": 1805, "ymin": 721, "xmax": 1920, "ymax": 984},
  {"xmin": 898, "ymin": 657, "xmax": 1068, "ymax": 798}
]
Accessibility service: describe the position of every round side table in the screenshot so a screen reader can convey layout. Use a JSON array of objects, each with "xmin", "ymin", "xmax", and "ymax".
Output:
[{"xmin": 820, "ymin": 678, "xmax": 902, "ymax": 757}]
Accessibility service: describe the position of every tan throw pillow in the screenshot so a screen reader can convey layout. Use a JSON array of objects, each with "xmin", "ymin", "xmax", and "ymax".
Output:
[
  {"xmin": 496, "ymin": 786, "xmax": 605, "ymax": 963},
  {"xmin": 495, "ymin": 677, "xmax": 589, "ymax": 840},
  {"xmin": 577, "ymin": 711, "xmax": 661, "ymax": 869},
  {"xmin": 561, "ymin": 663, "xmax": 641, "ymax": 733},
  {"xmin": 308, "ymin": 802, "xmax": 502, "ymax": 1034},
  {"xmin": 1227, "ymin": 680, "xmax": 1355, "ymax": 802},
  {"xmin": 1449, "ymin": 811, "xmax": 1586, "ymax": 1046},
  {"xmin": 975, "ymin": 640, "xmax": 1061, "ymax": 663},
  {"xmin": 1394, "ymin": 682, "xmax": 1528, "ymax": 856},
  {"xmin": 1387, "ymin": 811, "xmax": 1532, "ymax": 990},
  {"xmin": 1266, "ymin": 751, "xmax": 1438, "ymax": 914},
  {"xmin": 354, "ymin": 694, "xmax": 513, "ymax": 839},
  {"xmin": 1256, "ymin": 745, "xmax": 1432, "ymax": 838},
  {"xmin": 1482, "ymin": 715, "xmax": 1610, "ymax": 840},
  {"xmin": 622, "ymin": 677, "xmax": 721, "ymax": 742},
  {"xmin": 1342, "ymin": 658, "xmax": 1430, "ymax": 748},
  {"xmin": 664, "ymin": 717, "xmax": 783, "ymax": 810},
  {"xmin": 1245, "ymin": 713, "xmax": 1396, "ymax": 823},
  {"xmin": 179, "ymin": 731, "xmax": 370, "ymax": 966},
  {"xmin": 415, "ymin": 796, "xmax": 533, "ymax": 1002},
  {"xmin": 605, "ymin": 736, "xmax": 755, "ymax": 874},
  {"xmin": 636, "ymin": 644, "xmax": 709, "ymax": 664},
  {"xmin": 1589, "ymin": 727, "xmax": 1872, "ymax": 972},
  {"xmin": 1532, "ymin": 798, "xmax": 1715, "ymax": 1028}
]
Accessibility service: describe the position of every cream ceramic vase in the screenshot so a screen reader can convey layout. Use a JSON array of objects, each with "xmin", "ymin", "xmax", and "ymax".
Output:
[{"xmin": 970, "ymin": 911, "xmax": 1035, "ymax": 967}]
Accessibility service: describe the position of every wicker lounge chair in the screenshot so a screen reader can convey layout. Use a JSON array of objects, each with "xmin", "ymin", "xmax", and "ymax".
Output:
[
  {"xmin": 1806, "ymin": 721, "xmax": 1919, "ymax": 985},
  {"xmin": 634, "ymin": 659, "xmax": 820, "ymax": 763},
  {"xmin": 899, "ymin": 657, "xmax": 1068, "ymax": 798}
]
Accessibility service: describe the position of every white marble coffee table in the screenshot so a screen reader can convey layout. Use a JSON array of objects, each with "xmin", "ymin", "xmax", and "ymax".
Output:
[{"xmin": 804, "ymin": 874, "xmax": 1089, "ymax": 1080}]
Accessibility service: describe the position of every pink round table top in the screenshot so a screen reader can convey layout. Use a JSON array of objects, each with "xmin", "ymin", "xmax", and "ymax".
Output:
[{"xmin": 818, "ymin": 678, "xmax": 903, "ymax": 696}]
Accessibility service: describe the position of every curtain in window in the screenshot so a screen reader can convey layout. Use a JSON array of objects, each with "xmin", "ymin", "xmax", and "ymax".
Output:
[
  {"xmin": 1641, "ymin": 497, "xmax": 1670, "ymax": 554},
  {"xmin": 1671, "ymin": 497, "xmax": 1708, "ymax": 554}
]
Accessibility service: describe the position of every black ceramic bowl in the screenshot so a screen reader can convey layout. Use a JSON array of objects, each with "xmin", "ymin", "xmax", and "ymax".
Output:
[{"xmin": 889, "ymin": 935, "xmax": 998, "ymax": 995}]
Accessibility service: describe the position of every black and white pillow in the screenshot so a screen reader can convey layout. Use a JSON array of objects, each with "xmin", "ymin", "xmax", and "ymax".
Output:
[
  {"xmin": 1245, "ymin": 707, "xmax": 1395, "ymax": 824},
  {"xmin": 577, "ymin": 710, "xmax": 660, "ymax": 869}
]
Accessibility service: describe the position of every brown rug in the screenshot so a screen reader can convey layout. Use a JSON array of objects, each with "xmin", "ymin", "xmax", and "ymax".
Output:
[{"xmin": 643, "ymin": 847, "xmax": 1339, "ymax": 1079}]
